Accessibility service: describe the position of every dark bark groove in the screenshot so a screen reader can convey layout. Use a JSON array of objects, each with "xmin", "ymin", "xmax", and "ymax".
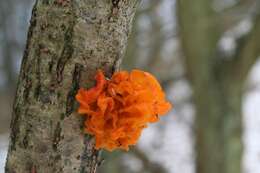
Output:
[{"xmin": 5, "ymin": 0, "xmax": 140, "ymax": 172}]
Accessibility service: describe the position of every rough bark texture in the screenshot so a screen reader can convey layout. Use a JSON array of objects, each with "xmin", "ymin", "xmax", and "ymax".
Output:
[
  {"xmin": 5, "ymin": 0, "xmax": 140, "ymax": 172},
  {"xmin": 177, "ymin": 0, "xmax": 260, "ymax": 173}
]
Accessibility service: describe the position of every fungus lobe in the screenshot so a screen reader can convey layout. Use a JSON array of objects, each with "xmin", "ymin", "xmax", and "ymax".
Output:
[{"xmin": 76, "ymin": 69, "xmax": 172, "ymax": 151}]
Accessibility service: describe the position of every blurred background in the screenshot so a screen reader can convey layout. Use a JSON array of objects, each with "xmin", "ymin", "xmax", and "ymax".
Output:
[{"xmin": 0, "ymin": 0, "xmax": 260, "ymax": 173}]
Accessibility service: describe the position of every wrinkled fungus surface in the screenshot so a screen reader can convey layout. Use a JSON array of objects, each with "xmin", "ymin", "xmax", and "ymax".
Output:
[{"xmin": 76, "ymin": 69, "xmax": 172, "ymax": 151}]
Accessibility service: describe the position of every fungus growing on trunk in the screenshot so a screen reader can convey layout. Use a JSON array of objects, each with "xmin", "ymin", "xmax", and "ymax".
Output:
[{"xmin": 76, "ymin": 70, "xmax": 172, "ymax": 151}]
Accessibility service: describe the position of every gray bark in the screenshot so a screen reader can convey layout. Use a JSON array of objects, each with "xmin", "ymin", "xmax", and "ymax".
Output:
[{"xmin": 5, "ymin": 0, "xmax": 140, "ymax": 172}]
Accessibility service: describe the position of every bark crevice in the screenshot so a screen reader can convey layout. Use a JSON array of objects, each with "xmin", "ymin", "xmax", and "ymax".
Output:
[{"xmin": 5, "ymin": 0, "xmax": 140, "ymax": 172}]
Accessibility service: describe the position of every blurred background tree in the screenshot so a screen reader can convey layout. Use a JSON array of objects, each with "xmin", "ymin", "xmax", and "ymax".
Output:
[
  {"xmin": 177, "ymin": 0, "xmax": 259, "ymax": 173},
  {"xmin": 0, "ymin": 0, "xmax": 260, "ymax": 173}
]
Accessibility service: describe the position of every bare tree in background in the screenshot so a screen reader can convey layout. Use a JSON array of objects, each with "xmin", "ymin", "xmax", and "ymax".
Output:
[
  {"xmin": 177, "ymin": 0, "xmax": 260, "ymax": 173},
  {"xmin": 5, "ymin": 0, "xmax": 140, "ymax": 172},
  {"xmin": 0, "ymin": 0, "xmax": 16, "ymax": 89}
]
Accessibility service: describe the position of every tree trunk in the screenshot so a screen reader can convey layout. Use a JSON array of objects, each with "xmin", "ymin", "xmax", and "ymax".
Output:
[
  {"xmin": 177, "ymin": 1, "xmax": 244, "ymax": 173},
  {"xmin": 5, "ymin": 0, "xmax": 140, "ymax": 172},
  {"xmin": 177, "ymin": 0, "xmax": 260, "ymax": 172},
  {"xmin": 193, "ymin": 79, "xmax": 243, "ymax": 173}
]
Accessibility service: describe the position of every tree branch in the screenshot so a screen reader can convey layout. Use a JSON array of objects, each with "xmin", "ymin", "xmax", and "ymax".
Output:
[
  {"xmin": 245, "ymin": 81, "xmax": 260, "ymax": 93},
  {"xmin": 219, "ymin": 0, "xmax": 255, "ymax": 14},
  {"xmin": 218, "ymin": 0, "xmax": 258, "ymax": 34},
  {"xmin": 130, "ymin": 147, "xmax": 168, "ymax": 173},
  {"xmin": 231, "ymin": 13, "xmax": 260, "ymax": 82}
]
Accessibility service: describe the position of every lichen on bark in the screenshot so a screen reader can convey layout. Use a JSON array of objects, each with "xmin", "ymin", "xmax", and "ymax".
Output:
[{"xmin": 5, "ymin": 0, "xmax": 140, "ymax": 172}]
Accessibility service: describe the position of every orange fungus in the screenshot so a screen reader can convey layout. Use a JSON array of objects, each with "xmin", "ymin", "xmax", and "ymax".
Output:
[{"xmin": 75, "ymin": 69, "xmax": 172, "ymax": 151}]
